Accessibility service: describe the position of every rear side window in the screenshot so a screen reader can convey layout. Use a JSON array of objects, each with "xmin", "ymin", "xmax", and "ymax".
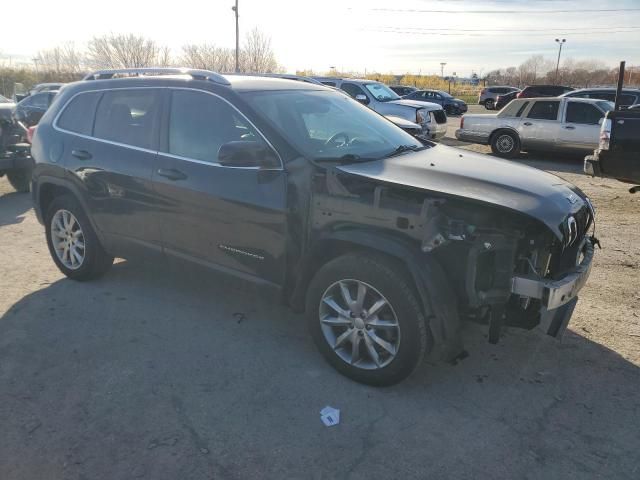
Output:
[
  {"xmin": 94, "ymin": 89, "xmax": 160, "ymax": 149},
  {"xmin": 527, "ymin": 101, "xmax": 560, "ymax": 120},
  {"xmin": 56, "ymin": 92, "xmax": 101, "ymax": 135},
  {"xmin": 167, "ymin": 90, "xmax": 264, "ymax": 164},
  {"xmin": 566, "ymin": 102, "xmax": 603, "ymax": 124},
  {"xmin": 500, "ymin": 100, "xmax": 527, "ymax": 117}
]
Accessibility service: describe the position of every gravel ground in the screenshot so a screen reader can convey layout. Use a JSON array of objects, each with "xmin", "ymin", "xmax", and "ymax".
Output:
[{"xmin": 0, "ymin": 123, "xmax": 638, "ymax": 479}]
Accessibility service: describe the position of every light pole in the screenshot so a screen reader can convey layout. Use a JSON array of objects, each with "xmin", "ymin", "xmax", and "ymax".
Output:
[
  {"xmin": 440, "ymin": 62, "xmax": 447, "ymax": 79},
  {"xmin": 554, "ymin": 38, "xmax": 566, "ymax": 85},
  {"xmin": 232, "ymin": 0, "xmax": 239, "ymax": 73}
]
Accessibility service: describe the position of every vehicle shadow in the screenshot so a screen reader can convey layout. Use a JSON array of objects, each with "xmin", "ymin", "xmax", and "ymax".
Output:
[
  {"xmin": 0, "ymin": 188, "xmax": 32, "ymax": 227},
  {"xmin": 0, "ymin": 259, "xmax": 638, "ymax": 479}
]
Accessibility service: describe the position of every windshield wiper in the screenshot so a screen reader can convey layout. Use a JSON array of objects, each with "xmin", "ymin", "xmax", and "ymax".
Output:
[
  {"xmin": 384, "ymin": 145, "xmax": 421, "ymax": 158},
  {"xmin": 314, "ymin": 153, "xmax": 363, "ymax": 163}
]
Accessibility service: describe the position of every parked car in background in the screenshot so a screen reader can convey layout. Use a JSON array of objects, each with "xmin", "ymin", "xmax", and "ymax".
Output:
[
  {"xmin": 1, "ymin": 99, "xmax": 32, "ymax": 192},
  {"xmin": 561, "ymin": 88, "xmax": 640, "ymax": 108},
  {"xmin": 32, "ymin": 68, "xmax": 597, "ymax": 385},
  {"xmin": 585, "ymin": 108, "xmax": 640, "ymax": 191},
  {"xmin": 479, "ymin": 86, "xmax": 520, "ymax": 110},
  {"xmin": 517, "ymin": 85, "xmax": 574, "ymax": 98},
  {"xmin": 403, "ymin": 89, "xmax": 468, "ymax": 115},
  {"xmin": 14, "ymin": 82, "xmax": 64, "ymax": 102},
  {"xmin": 13, "ymin": 90, "xmax": 58, "ymax": 127},
  {"xmin": 495, "ymin": 90, "xmax": 519, "ymax": 110},
  {"xmin": 313, "ymin": 77, "xmax": 448, "ymax": 140},
  {"xmin": 389, "ymin": 85, "xmax": 418, "ymax": 96},
  {"xmin": 456, "ymin": 97, "xmax": 613, "ymax": 157}
]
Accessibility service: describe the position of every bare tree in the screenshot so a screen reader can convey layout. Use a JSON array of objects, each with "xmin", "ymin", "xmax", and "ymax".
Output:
[
  {"xmin": 87, "ymin": 34, "xmax": 169, "ymax": 69},
  {"xmin": 36, "ymin": 43, "xmax": 84, "ymax": 76},
  {"xmin": 181, "ymin": 44, "xmax": 235, "ymax": 72},
  {"xmin": 241, "ymin": 28, "xmax": 278, "ymax": 73}
]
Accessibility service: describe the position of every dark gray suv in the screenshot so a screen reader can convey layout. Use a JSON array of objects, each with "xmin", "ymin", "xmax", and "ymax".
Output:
[{"xmin": 31, "ymin": 68, "xmax": 597, "ymax": 386}]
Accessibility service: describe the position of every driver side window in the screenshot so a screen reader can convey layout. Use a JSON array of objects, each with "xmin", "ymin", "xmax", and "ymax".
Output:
[{"xmin": 167, "ymin": 90, "xmax": 262, "ymax": 164}]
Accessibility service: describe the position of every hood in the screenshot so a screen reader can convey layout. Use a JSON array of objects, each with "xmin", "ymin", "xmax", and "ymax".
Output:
[
  {"xmin": 337, "ymin": 144, "xmax": 588, "ymax": 240},
  {"xmin": 389, "ymin": 99, "xmax": 442, "ymax": 111}
]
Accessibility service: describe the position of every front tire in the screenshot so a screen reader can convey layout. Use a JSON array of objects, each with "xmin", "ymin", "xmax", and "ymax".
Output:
[
  {"xmin": 306, "ymin": 254, "xmax": 429, "ymax": 386},
  {"xmin": 45, "ymin": 194, "xmax": 114, "ymax": 281},
  {"xmin": 7, "ymin": 169, "xmax": 31, "ymax": 193},
  {"xmin": 491, "ymin": 130, "xmax": 521, "ymax": 158},
  {"xmin": 485, "ymin": 99, "xmax": 495, "ymax": 110}
]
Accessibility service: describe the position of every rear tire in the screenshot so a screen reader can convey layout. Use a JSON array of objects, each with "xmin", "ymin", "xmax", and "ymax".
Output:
[
  {"xmin": 45, "ymin": 194, "xmax": 114, "ymax": 281},
  {"xmin": 491, "ymin": 130, "xmax": 521, "ymax": 158},
  {"xmin": 306, "ymin": 253, "xmax": 430, "ymax": 386},
  {"xmin": 7, "ymin": 169, "xmax": 31, "ymax": 193},
  {"xmin": 485, "ymin": 99, "xmax": 495, "ymax": 110}
]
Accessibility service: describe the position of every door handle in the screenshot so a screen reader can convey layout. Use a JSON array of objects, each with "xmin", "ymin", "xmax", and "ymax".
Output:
[
  {"xmin": 71, "ymin": 149, "xmax": 92, "ymax": 160},
  {"xmin": 523, "ymin": 122, "xmax": 533, "ymax": 126},
  {"xmin": 157, "ymin": 168, "xmax": 187, "ymax": 181},
  {"xmin": 563, "ymin": 125, "xmax": 576, "ymax": 130}
]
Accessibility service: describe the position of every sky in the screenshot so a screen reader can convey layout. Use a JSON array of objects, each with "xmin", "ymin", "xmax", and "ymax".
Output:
[{"xmin": 0, "ymin": 0, "xmax": 638, "ymax": 76}]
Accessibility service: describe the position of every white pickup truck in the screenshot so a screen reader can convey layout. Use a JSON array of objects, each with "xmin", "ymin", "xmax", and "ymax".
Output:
[{"xmin": 455, "ymin": 97, "xmax": 614, "ymax": 158}]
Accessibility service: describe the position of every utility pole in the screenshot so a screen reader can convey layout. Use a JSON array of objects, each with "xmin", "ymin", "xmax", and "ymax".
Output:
[
  {"xmin": 440, "ymin": 62, "xmax": 446, "ymax": 79},
  {"xmin": 554, "ymin": 38, "xmax": 566, "ymax": 85},
  {"xmin": 232, "ymin": 0, "xmax": 239, "ymax": 73}
]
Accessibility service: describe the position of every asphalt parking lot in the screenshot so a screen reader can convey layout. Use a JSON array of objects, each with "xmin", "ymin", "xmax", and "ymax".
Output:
[{"xmin": 1, "ymin": 117, "xmax": 639, "ymax": 479}]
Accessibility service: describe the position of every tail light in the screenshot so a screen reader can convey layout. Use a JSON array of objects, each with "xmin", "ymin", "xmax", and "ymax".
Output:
[
  {"xmin": 460, "ymin": 117, "xmax": 464, "ymax": 129},
  {"xmin": 480, "ymin": 89, "xmax": 486, "ymax": 95},
  {"xmin": 27, "ymin": 126, "xmax": 37, "ymax": 144},
  {"xmin": 599, "ymin": 119, "xmax": 611, "ymax": 150},
  {"xmin": 516, "ymin": 92, "xmax": 523, "ymax": 98}
]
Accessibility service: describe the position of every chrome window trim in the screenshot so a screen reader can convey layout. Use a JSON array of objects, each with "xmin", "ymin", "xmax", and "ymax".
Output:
[{"xmin": 52, "ymin": 86, "xmax": 284, "ymax": 171}]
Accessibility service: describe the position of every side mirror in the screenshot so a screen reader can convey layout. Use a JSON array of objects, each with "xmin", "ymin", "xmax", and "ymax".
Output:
[
  {"xmin": 354, "ymin": 94, "xmax": 369, "ymax": 105},
  {"xmin": 218, "ymin": 141, "xmax": 279, "ymax": 168}
]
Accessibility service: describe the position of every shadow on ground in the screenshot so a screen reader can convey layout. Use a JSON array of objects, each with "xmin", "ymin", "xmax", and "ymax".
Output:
[
  {"xmin": 0, "ymin": 190, "xmax": 32, "ymax": 227},
  {"xmin": 0, "ymin": 260, "xmax": 638, "ymax": 479}
]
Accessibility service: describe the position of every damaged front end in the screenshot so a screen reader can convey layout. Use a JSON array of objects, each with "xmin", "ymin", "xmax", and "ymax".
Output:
[{"xmin": 420, "ymin": 198, "xmax": 596, "ymax": 343}]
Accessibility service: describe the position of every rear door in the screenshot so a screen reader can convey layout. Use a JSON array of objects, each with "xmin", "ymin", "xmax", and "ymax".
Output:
[
  {"xmin": 57, "ymin": 88, "xmax": 163, "ymax": 251},
  {"xmin": 153, "ymin": 88, "xmax": 287, "ymax": 285},
  {"xmin": 520, "ymin": 100, "xmax": 561, "ymax": 150},
  {"xmin": 557, "ymin": 100, "xmax": 605, "ymax": 151}
]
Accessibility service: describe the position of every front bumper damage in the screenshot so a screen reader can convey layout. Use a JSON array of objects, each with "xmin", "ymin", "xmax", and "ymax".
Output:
[{"xmin": 511, "ymin": 237, "xmax": 595, "ymax": 338}]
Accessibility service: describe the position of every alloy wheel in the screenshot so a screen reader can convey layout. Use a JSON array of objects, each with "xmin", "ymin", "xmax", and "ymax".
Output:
[
  {"xmin": 51, "ymin": 209, "xmax": 85, "ymax": 270},
  {"xmin": 319, "ymin": 279, "xmax": 401, "ymax": 370},
  {"xmin": 496, "ymin": 134, "xmax": 515, "ymax": 153}
]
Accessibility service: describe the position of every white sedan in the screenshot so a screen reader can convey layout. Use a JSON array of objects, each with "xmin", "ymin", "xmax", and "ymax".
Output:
[{"xmin": 455, "ymin": 97, "xmax": 614, "ymax": 157}]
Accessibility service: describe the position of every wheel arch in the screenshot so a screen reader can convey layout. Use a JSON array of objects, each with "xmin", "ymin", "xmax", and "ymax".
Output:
[
  {"xmin": 288, "ymin": 230, "xmax": 462, "ymax": 353},
  {"xmin": 35, "ymin": 177, "xmax": 105, "ymax": 246},
  {"xmin": 489, "ymin": 127, "xmax": 521, "ymax": 145}
]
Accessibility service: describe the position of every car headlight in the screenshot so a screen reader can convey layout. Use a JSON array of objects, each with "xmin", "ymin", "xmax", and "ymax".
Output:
[{"xmin": 416, "ymin": 109, "xmax": 430, "ymax": 124}]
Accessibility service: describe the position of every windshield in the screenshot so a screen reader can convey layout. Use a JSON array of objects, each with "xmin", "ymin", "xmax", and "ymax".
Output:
[
  {"xmin": 243, "ymin": 90, "xmax": 423, "ymax": 162},
  {"xmin": 364, "ymin": 83, "xmax": 401, "ymax": 102},
  {"xmin": 597, "ymin": 101, "xmax": 615, "ymax": 112}
]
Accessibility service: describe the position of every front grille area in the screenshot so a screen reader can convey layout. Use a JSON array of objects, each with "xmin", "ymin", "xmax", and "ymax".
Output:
[
  {"xmin": 549, "ymin": 205, "xmax": 593, "ymax": 278},
  {"xmin": 432, "ymin": 110, "xmax": 447, "ymax": 124}
]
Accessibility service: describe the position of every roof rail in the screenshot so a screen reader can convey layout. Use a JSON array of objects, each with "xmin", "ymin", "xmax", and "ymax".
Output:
[{"xmin": 82, "ymin": 68, "xmax": 231, "ymax": 86}]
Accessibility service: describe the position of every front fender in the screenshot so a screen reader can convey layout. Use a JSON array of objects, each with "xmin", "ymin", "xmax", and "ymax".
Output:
[{"xmin": 292, "ymin": 229, "xmax": 462, "ymax": 354}]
